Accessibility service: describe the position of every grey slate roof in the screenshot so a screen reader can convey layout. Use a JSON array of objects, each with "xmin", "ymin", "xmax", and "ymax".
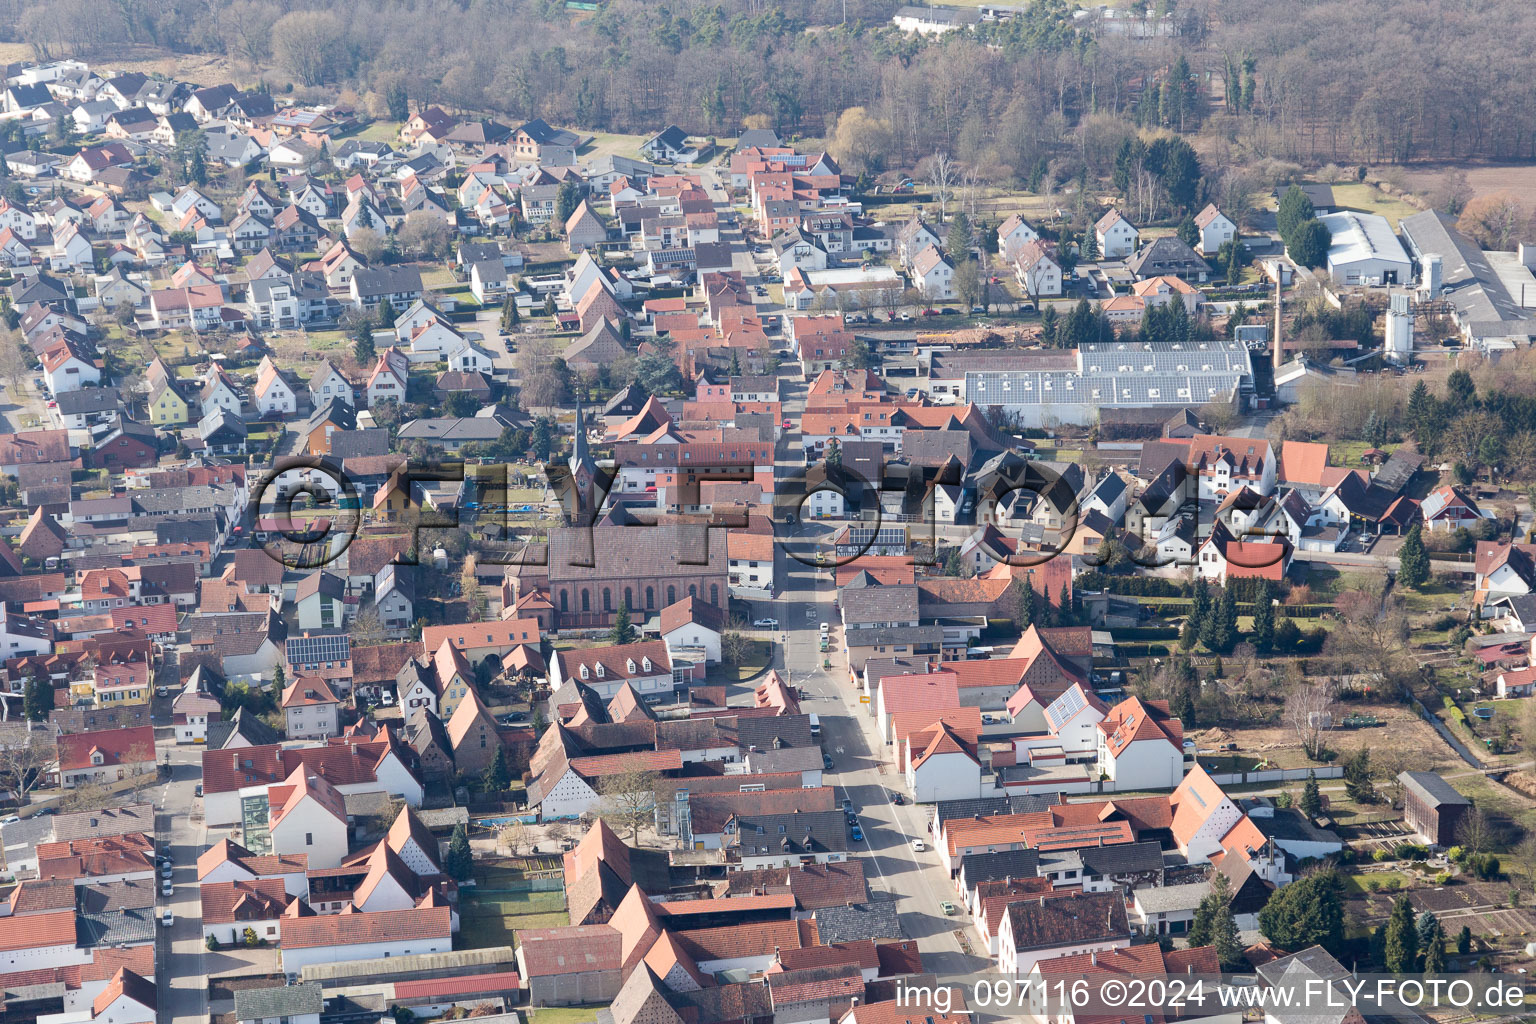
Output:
[
  {"xmin": 235, "ymin": 983, "xmax": 324, "ymax": 1021},
  {"xmin": 813, "ymin": 901, "xmax": 903, "ymax": 944},
  {"xmin": 1397, "ymin": 770, "xmax": 1470, "ymax": 809}
]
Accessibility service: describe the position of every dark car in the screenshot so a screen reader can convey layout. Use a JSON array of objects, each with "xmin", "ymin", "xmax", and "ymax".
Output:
[
  {"xmin": 892, "ymin": 791, "xmax": 904, "ymax": 805},
  {"xmin": 940, "ymin": 307, "xmax": 960, "ymax": 315},
  {"xmin": 823, "ymin": 754, "xmax": 834, "ymax": 770},
  {"xmin": 842, "ymin": 798, "xmax": 854, "ymax": 814}
]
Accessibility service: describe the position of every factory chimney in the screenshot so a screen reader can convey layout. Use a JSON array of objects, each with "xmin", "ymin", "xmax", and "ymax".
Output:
[{"xmin": 1272, "ymin": 274, "xmax": 1284, "ymax": 372}]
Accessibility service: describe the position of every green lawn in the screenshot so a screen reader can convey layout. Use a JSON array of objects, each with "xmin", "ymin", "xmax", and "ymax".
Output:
[
  {"xmin": 303, "ymin": 330, "xmax": 347, "ymax": 351},
  {"xmin": 1329, "ymin": 183, "xmax": 1424, "ymax": 229},
  {"xmin": 421, "ymin": 266, "xmax": 460, "ymax": 290},
  {"xmin": 1343, "ymin": 871, "xmax": 1410, "ymax": 895},
  {"xmin": 350, "ymin": 120, "xmax": 403, "ymax": 143},
  {"xmin": 527, "ymin": 1007, "xmax": 608, "ymax": 1024},
  {"xmin": 578, "ymin": 131, "xmax": 650, "ymax": 162},
  {"xmin": 714, "ymin": 640, "xmax": 773, "ymax": 682},
  {"xmin": 457, "ymin": 889, "xmax": 569, "ymax": 949}
]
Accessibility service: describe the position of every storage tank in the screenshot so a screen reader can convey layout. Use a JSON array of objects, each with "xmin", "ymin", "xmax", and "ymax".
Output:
[{"xmin": 1385, "ymin": 292, "xmax": 1413, "ymax": 365}]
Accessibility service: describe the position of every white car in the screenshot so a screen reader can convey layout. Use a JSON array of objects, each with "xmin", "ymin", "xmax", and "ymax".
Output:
[
  {"xmin": 910, "ymin": 839, "xmax": 927, "ymax": 852},
  {"xmin": 161, "ymin": 910, "xmax": 174, "ymax": 927},
  {"xmin": 752, "ymin": 618, "xmax": 779, "ymax": 629}
]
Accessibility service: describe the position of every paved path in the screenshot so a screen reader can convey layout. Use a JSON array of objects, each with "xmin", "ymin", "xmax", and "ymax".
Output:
[{"xmin": 156, "ymin": 747, "xmax": 212, "ymax": 1024}]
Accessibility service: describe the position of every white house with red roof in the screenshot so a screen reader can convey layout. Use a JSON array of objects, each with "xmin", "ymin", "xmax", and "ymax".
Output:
[
  {"xmin": 876, "ymin": 670, "xmax": 960, "ymax": 745},
  {"xmin": 1168, "ymin": 764, "xmax": 1244, "ymax": 863},
  {"xmin": 278, "ymin": 900, "xmax": 453, "ymax": 971},
  {"xmin": 199, "ymin": 878, "xmax": 292, "ymax": 946},
  {"xmin": 550, "ymin": 640, "xmax": 674, "ymax": 702},
  {"xmin": 1095, "ymin": 208, "xmax": 1138, "ymax": 260},
  {"xmin": 282, "ymin": 676, "xmax": 340, "ymax": 740},
  {"xmin": 0, "ymin": 907, "xmax": 89, "ymax": 971},
  {"xmin": 266, "ymin": 768, "xmax": 349, "ymax": 868},
  {"xmin": 197, "ymin": 838, "xmax": 310, "ymax": 898},
  {"xmin": 905, "ymin": 718, "xmax": 983, "ymax": 802},
  {"xmin": 1195, "ymin": 521, "xmax": 1292, "ymax": 584},
  {"xmin": 56, "ymin": 726, "xmax": 155, "ymax": 789},
  {"xmin": 1096, "ymin": 696, "xmax": 1185, "ymax": 789},
  {"xmin": 364, "ymin": 348, "xmax": 409, "ymax": 407},
  {"xmin": 1495, "ymin": 665, "xmax": 1536, "ymax": 699},
  {"xmin": 80, "ymin": 966, "xmax": 157, "ymax": 1024},
  {"xmin": 1421, "ymin": 484, "xmax": 1488, "ymax": 532}
]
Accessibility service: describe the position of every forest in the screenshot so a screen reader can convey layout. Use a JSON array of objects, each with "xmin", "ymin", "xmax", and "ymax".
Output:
[{"xmin": 4, "ymin": 0, "xmax": 1536, "ymax": 179}]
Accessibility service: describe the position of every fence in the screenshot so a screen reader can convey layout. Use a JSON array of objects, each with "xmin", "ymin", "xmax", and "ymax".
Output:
[
  {"xmin": 474, "ymin": 877, "xmax": 565, "ymax": 894},
  {"xmin": 1207, "ymin": 766, "xmax": 1344, "ymax": 786}
]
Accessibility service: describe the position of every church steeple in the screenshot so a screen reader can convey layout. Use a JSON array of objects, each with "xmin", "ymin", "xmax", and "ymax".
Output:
[
  {"xmin": 567, "ymin": 403, "xmax": 598, "ymax": 520},
  {"xmin": 569, "ymin": 402, "xmax": 592, "ymax": 476}
]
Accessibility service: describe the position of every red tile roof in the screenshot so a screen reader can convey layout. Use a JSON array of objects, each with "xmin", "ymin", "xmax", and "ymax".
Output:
[
  {"xmin": 517, "ymin": 924, "xmax": 624, "ymax": 974},
  {"xmin": 56, "ymin": 725, "xmax": 156, "ymax": 772},
  {"xmin": 281, "ymin": 904, "xmax": 452, "ymax": 949},
  {"xmin": 200, "ymin": 878, "xmax": 291, "ymax": 924}
]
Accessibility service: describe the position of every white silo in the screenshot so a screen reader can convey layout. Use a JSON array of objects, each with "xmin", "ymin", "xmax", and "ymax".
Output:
[{"xmin": 1385, "ymin": 292, "xmax": 1413, "ymax": 365}]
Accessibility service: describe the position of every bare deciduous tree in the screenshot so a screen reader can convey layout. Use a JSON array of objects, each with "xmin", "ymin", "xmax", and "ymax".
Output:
[
  {"xmin": 1454, "ymin": 805, "xmax": 1492, "ymax": 855},
  {"xmin": 1284, "ymin": 679, "xmax": 1338, "ymax": 761},
  {"xmin": 0, "ymin": 730, "xmax": 56, "ymax": 803},
  {"xmin": 596, "ymin": 767, "xmax": 659, "ymax": 842},
  {"xmin": 924, "ymin": 151, "xmax": 956, "ymax": 222}
]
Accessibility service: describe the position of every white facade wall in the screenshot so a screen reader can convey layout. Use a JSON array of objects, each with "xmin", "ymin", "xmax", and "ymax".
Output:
[
  {"xmin": 269, "ymin": 801, "xmax": 348, "ymax": 869},
  {"xmin": 203, "ymin": 916, "xmax": 282, "ymax": 946},
  {"xmin": 539, "ymin": 769, "xmax": 601, "ymax": 820},
  {"xmin": 907, "ymin": 750, "xmax": 982, "ymax": 803},
  {"xmin": 1098, "ymin": 738, "xmax": 1183, "ymax": 790},
  {"xmin": 280, "ymin": 935, "xmax": 451, "ymax": 972},
  {"xmin": 662, "ymin": 624, "xmax": 721, "ymax": 663}
]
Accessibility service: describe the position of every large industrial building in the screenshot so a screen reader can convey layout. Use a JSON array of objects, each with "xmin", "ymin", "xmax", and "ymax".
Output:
[
  {"xmin": 1400, "ymin": 209, "xmax": 1536, "ymax": 353},
  {"xmin": 1318, "ymin": 211, "xmax": 1413, "ymax": 287},
  {"xmin": 952, "ymin": 339, "xmax": 1254, "ymax": 428}
]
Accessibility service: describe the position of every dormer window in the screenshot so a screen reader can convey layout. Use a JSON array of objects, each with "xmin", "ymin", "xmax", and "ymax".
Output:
[
  {"xmin": 594, "ymin": 662, "xmax": 605, "ymax": 678},
  {"xmin": 642, "ymin": 657, "xmax": 652, "ymax": 672},
  {"xmin": 578, "ymin": 664, "xmax": 589, "ymax": 680}
]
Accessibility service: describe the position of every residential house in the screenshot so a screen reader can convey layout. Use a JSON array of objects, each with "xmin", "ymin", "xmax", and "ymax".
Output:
[
  {"xmin": 1095, "ymin": 208, "xmax": 1138, "ymax": 260},
  {"xmin": 282, "ymin": 677, "xmax": 340, "ymax": 740},
  {"xmin": 1193, "ymin": 203, "xmax": 1237, "ymax": 256}
]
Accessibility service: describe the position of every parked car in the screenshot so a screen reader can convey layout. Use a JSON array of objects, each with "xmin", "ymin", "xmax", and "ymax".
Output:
[
  {"xmin": 940, "ymin": 307, "xmax": 959, "ymax": 315},
  {"xmin": 161, "ymin": 880, "xmax": 173, "ymax": 897},
  {"xmin": 823, "ymin": 754, "xmax": 835, "ymax": 771},
  {"xmin": 155, "ymin": 687, "xmax": 169, "ymax": 698},
  {"xmin": 920, "ymin": 308, "xmax": 939, "ymax": 317},
  {"xmin": 160, "ymin": 865, "xmax": 173, "ymax": 879},
  {"xmin": 850, "ymin": 824, "xmax": 864, "ymax": 841},
  {"xmin": 842, "ymin": 798, "xmax": 854, "ymax": 814},
  {"xmin": 161, "ymin": 910, "xmax": 174, "ymax": 927},
  {"xmin": 910, "ymin": 838, "xmax": 926, "ymax": 852},
  {"xmin": 0, "ymin": 815, "xmax": 18, "ymax": 824},
  {"xmin": 892, "ymin": 791, "xmax": 904, "ymax": 805},
  {"xmin": 940, "ymin": 900, "xmax": 956, "ymax": 915},
  {"xmin": 752, "ymin": 617, "xmax": 779, "ymax": 629}
]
